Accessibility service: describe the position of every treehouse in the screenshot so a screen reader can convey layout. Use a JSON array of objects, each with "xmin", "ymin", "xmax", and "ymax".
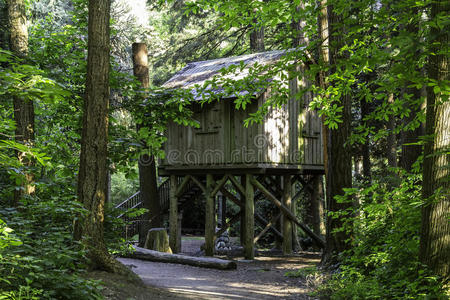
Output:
[
  {"xmin": 159, "ymin": 50, "xmax": 324, "ymax": 175},
  {"xmin": 158, "ymin": 50, "xmax": 325, "ymax": 259}
]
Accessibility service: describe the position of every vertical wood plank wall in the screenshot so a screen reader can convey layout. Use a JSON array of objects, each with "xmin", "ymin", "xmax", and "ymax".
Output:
[{"xmin": 162, "ymin": 94, "xmax": 323, "ymax": 167}]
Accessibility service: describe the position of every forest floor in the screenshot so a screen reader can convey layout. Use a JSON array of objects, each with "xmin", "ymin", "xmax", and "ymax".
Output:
[{"xmin": 94, "ymin": 237, "xmax": 321, "ymax": 299}]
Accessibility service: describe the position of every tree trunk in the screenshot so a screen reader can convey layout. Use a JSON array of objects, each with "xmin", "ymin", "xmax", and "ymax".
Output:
[
  {"xmin": 75, "ymin": 0, "xmax": 140, "ymax": 281},
  {"xmin": 387, "ymin": 94, "xmax": 398, "ymax": 168},
  {"xmin": 311, "ymin": 175, "xmax": 325, "ymax": 236},
  {"xmin": 1, "ymin": 2, "xmax": 9, "ymax": 50},
  {"xmin": 419, "ymin": 0, "xmax": 449, "ymax": 280},
  {"xmin": 8, "ymin": 0, "xmax": 35, "ymax": 205},
  {"xmin": 291, "ymin": 3, "xmax": 309, "ymax": 252},
  {"xmin": 138, "ymin": 156, "xmax": 160, "ymax": 245},
  {"xmin": 250, "ymin": 21, "xmax": 264, "ymax": 52},
  {"xmin": 132, "ymin": 43, "xmax": 161, "ymax": 246},
  {"xmin": 317, "ymin": 0, "xmax": 330, "ymax": 201},
  {"xmin": 321, "ymin": 2, "xmax": 353, "ymax": 266},
  {"xmin": 250, "ymin": 4, "xmax": 264, "ymax": 53}
]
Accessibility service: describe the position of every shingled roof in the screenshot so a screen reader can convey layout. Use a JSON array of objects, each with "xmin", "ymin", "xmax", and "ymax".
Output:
[{"xmin": 162, "ymin": 50, "xmax": 285, "ymax": 98}]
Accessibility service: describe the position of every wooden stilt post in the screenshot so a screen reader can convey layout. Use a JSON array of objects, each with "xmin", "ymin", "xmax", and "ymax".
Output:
[
  {"xmin": 169, "ymin": 175, "xmax": 178, "ymax": 253},
  {"xmin": 291, "ymin": 180, "xmax": 301, "ymax": 251},
  {"xmin": 282, "ymin": 175, "xmax": 293, "ymax": 255},
  {"xmin": 239, "ymin": 175, "xmax": 246, "ymax": 246},
  {"xmin": 221, "ymin": 193, "xmax": 227, "ymax": 228},
  {"xmin": 205, "ymin": 174, "xmax": 215, "ymax": 256},
  {"xmin": 244, "ymin": 174, "xmax": 255, "ymax": 259},
  {"xmin": 176, "ymin": 211, "xmax": 182, "ymax": 253}
]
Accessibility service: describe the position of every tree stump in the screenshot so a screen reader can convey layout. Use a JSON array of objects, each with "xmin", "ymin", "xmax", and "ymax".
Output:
[{"xmin": 144, "ymin": 228, "xmax": 172, "ymax": 253}]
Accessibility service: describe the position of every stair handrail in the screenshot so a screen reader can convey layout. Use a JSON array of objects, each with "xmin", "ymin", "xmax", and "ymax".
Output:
[{"xmin": 115, "ymin": 191, "xmax": 141, "ymax": 210}]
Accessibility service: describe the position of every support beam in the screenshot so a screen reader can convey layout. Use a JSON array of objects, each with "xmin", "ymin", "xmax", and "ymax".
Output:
[
  {"xmin": 255, "ymin": 213, "xmax": 283, "ymax": 241},
  {"xmin": 295, "ymin": 175, "xmax": 314, "ymax": 193},
  {"xmin": 282, "ymin": 175, "xmax": 293, "ymax": 255},
  {"xmin": 211, "ymin": 174, "xmax": 230, "ymax": 197},
  {"xmin": 220, "ymin": 187, "xmax": 243, "ymax": 208},
  {"xmin": 190, "ymin": 175, "xmax": 206, "ymax": 194},
  {"xmin": 254, "ymin": 213, "xmax": 282, "ymax": 244},
  {"xmin": 175, "ymin": 175, "xmax": 191, "ymax": 197},
  {"xmin": 244, "ymin": 174, "xmax": 255, "ymax": 259},
  {"xmin": 221, "ymin": 187, "xmax": 282, "ymax": 241},
  {"xmin": 215, "ymin": 211, "xmax": 241, "ymax": 239},
  {"xmin": 220, "ymin": 186, "xmax": 257, "ymax": 241},
  {"xmin": 250, "ymin": 176, "xmax": 326, "ymax": 248},
  {"xmin": 228, "ymin": 175, "xmax": 245, "ymax": 195},
  {"xmin": 205, "ymin": 174, "xmax": 215, "ymax": 256},
  {"xmin": 169, "ymin": 175, "xmax": 179, "ymax": 253}
]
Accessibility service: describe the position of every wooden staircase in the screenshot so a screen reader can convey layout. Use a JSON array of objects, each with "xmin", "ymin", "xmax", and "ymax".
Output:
[{"xmin": 115, "ymin": 178, "xmax": 203, "ymax": 239}]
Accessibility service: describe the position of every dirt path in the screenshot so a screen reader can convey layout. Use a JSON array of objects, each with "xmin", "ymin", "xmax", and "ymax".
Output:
[{"xmin": 118, "ymin": 238, "xmax": 320, "ymax": 299}]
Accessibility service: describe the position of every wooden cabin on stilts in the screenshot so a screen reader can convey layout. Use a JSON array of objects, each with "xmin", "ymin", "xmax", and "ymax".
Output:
[{"xmin": 158, "ymin": 50, "xmax": 325, "ymax": 259}]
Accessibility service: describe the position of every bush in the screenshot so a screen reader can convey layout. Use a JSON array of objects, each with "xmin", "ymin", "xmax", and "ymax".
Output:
[
  {"xmin": 0, "ymin": 198, "xmax": 102, "ymax": 300},
  {"xmin": 316, "ymin": 172, "xmax": 448, "ymax": 299}
]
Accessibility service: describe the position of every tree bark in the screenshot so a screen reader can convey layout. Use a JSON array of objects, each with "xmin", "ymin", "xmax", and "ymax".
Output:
[
  {"xmin": 318, "ymin": 0, "xmax": 330, "ymax": 198},
  {"xmin": 1, "ymin": 2, "xmax": 9, "ymax": 50},
  {"xmin": 250, "ymin": 22, "xmax": 264, "ymax": 52},
  {"xmin": 8, "ymin": 0, "xmax": 35, "ymax": 205},
  {"xmin": 76, "ymin": 0, "xmax": 140, "ymax": 281},
  {"xmin": 419, "ymin": 0, "xmax": 449, "ymax": 280},
  {"xmin": 291, "ymin": 2, "xmax": 312, "ymax": 251},
  {"xmin": 311, "ymin": 175, "xmax": 325, "ymax": 236},
  {"xmin": 250, "ymin": 5, "xmax": 264, "ymax": 53},
  {"xmin": 132, "ymin": 43, "xmax": 161, "ymax": 247},
  {"xmin": 321, "ymin": 2, "xmax": 353, "ymax": 266}
]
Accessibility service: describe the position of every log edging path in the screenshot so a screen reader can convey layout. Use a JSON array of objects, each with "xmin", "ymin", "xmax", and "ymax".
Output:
[{"xmin": 123, "ymin": 246, "xmax": 237, "ymax": 270}]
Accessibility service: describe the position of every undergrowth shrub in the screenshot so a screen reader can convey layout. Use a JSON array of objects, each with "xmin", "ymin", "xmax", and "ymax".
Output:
[
  {"xmin": 104, "ymin": 205, "xmax": 145, "ymax": 256},
  {"xmin": 0, "ymin": 197, "xmax": 102, "ymax": 299},
  {"xmin": 316, "ymin": 171, "xmax": 448, "ymax": 299}
]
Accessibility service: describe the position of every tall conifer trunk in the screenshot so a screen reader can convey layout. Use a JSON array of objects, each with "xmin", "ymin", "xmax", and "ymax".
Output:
[
  {"xmin": 319, "ymin": 1, "xmax": 353, "ymax": 266},
  {"xmin": 250, "ymin": 26, "xmax": 264, "ymax": 52},
  {"xmin": 250, "ymin": 2, "xmax": 265, "ymax": 53},
  {"xmin": 419, "ymin": 0, "xmax": 449, "ymax": 280},
  {"xmin": 8, "ymin": 0, "xmax": 35, "ymax": 204},
  {"xmin": 132, "ymin": 43, "xmax": 161, "ymax": 247},
  {"xmin": 76, "ymin": 0, "xmax": 140, "ymax": 280}
]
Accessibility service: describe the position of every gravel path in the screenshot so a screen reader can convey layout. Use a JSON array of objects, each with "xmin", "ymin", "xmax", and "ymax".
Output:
[{"xmin": 118, "ymin": 237, "xmax": 320, "ymax": 300}]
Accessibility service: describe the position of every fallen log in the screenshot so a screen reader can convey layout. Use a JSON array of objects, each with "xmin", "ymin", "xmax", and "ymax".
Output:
[{"xmin": 125, "ymin": 246, "xmax": 237, "ymax": 270}]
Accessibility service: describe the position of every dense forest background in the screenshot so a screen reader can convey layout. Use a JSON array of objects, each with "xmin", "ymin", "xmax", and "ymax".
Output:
[{"xmin": 0, "ymin": 0, "xmax": 448, "ymax": 299}]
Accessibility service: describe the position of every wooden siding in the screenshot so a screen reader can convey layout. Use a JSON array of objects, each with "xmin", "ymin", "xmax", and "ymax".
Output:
[{"xmin": 161, "ymin": 93, "xmax": 323, "ymax": 169}]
